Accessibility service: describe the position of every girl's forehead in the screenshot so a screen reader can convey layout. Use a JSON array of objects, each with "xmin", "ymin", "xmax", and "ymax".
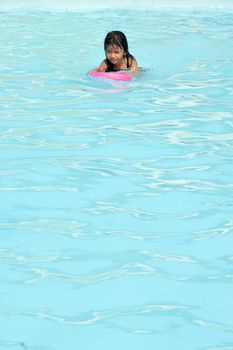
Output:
[{"xmin": 106, "ymin": 44, "xmax": 123, "ymax": 51}]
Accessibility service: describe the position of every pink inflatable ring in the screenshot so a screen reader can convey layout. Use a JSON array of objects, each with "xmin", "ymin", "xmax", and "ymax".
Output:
[{"xmin": 89, "ymin": 70, "xmax": 132, "ymax": 81}]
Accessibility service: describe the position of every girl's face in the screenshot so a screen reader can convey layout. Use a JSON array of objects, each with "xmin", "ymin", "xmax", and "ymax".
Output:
[{"xmin": 105, "ymin": 44, "xmax": 125, "ymax": 66}]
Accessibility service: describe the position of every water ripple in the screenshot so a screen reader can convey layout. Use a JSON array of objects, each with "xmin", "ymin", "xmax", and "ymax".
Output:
[
  {"xmin": 194, "ymin": 319, "xmax": 233, "ymax": 333},
  {"xmin": 21, "ymin": 263, "xmax": 155, "ymax": 284},
  {"xmin": 0, "ymin": 302, "xmax": 189, "ymax": 327}
]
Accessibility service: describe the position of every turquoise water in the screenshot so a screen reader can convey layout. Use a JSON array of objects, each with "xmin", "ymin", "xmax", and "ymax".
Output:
[{"xmin": 1, "ymin": 9, "xmax": 233, "ymax": 350}]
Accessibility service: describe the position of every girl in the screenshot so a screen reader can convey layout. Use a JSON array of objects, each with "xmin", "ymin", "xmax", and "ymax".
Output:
[{"xmin": 91, "ymin": 31, "xmax": 138, "ymax": 73}]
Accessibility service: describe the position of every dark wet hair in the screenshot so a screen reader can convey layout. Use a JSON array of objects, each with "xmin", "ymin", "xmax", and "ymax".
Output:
[{"xmin": 104, "ymin": 31, "xmax": 135, "ymax": 72}]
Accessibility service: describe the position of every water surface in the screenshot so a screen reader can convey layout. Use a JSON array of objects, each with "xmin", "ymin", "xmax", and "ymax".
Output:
[{"xmin": 0, "ymin": 9, "xmax": 233, "ymax": 350}]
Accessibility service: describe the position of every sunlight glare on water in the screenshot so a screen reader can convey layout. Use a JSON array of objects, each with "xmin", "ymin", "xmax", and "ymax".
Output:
[{"xmin": 0, "ymin": 9, "xmax": 233, "ymax": 350}]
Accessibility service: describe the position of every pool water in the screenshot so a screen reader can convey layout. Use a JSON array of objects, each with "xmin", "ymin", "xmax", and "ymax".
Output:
[{"xmin": 1, "ymin": 9, "xmax": 233, "ymax": 350}]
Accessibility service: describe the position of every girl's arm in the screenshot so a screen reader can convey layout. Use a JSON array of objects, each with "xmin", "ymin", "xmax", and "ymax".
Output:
[
  {"xmin": 129, "ymin": 57, "xmax": 138, "ymax": 74},
  {"xmin": 90, "ymin": 60, "xmax": 107, "ymax": 72}
]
